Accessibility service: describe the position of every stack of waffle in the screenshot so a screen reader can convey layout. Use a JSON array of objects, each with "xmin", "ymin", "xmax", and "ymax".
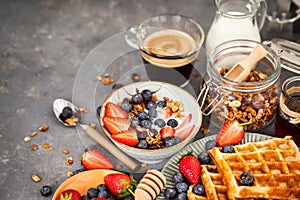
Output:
[{"xmin": 189, "ymin": 136, "xmax": 300, "ymax": 200}]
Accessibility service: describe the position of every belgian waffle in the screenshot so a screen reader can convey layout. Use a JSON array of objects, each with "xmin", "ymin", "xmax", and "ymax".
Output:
[
  {"xmin": 187, "ymin": 164, "xmax": 228, "ymax": 200},
  {"xmin": 208, "ymin": 136, "xmax": 300, "ymax": 200}
]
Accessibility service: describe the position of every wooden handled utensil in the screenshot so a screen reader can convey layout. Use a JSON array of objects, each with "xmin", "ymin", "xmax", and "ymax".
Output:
[{"xmin": 224, "ymin": 44, "xmax": 268, "ymax": 82}]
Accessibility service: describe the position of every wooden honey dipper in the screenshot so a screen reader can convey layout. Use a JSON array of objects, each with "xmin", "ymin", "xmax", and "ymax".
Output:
[{"xmin": 134, "ymin": 169, "xmax": 166, "ymax": 200}]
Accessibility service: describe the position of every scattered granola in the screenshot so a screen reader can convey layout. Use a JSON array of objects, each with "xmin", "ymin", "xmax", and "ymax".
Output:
[
  {"xmin": 66, "ymin": 156, "xmax": 73, "ymax": 165},
  {"xmin": 32, "ymin": 144, "xmax": 39, "ymax": 151},
  {"xmin": 39, "ymin": 125, "xmax": 49, "ymax": 132},
  {"xmin": 31, "ymin": 174, "xmax": 41, "ymax": 182}
]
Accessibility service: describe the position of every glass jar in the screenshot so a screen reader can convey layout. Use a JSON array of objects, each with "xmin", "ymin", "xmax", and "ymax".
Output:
[
  {"xmin": 275, "ymin": 76, "xmax": 300, "ymax": 146},
  {"xmin": 198, "ymin": 40, "xmax": 281, "ymax": 131}
]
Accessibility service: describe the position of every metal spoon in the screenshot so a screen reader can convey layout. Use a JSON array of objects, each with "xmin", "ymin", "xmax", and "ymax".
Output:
[{"xmin": 53, "ymin": 98, "xmax": 140, "ymax": 171}]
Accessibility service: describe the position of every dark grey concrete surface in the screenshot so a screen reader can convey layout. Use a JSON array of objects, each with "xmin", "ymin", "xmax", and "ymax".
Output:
[{"xmin": 0, "ymin": 0, "xmax": 299, "ymax": 199}]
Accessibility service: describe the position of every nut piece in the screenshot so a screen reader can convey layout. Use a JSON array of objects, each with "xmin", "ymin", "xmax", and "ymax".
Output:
[
  {"xmin": 66, "ymin": 156, "xmax": 73, "ymax": 165},
  {"xmin": 43, "ymin": 143, "xmax": 53, "ymax": 151},
  {"xmin": 30, "ymin": 131, "xmax": 38, "ymax": 137},
  {"xmin": 63, "ymin": 149, "xmax": 69, "ymax": 154},
  {"xmin": 24, "ymin": 136, "xmax": 31, "ymax": 142},
  {"xmin": 79, "ymin": 108, "xmax": 89, "ymax": 113},
  {"xmin": 90, "ymin": 123, "xmax": 97, "ymax": 128},
  {"xmin": 39, "ymin": 125, "xmax": 49, "ymax": 132},
  {"xmin": 31, "ymin": 174, "xmax": 41, "ymax": 182},
  {"xmin": 32, "ymin": 144, "xmax": 38, "ymax": 151}
]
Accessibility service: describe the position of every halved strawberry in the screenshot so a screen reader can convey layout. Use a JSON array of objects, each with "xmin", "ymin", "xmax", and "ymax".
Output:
[
  {"xmin": 175, "ymin": 124, "xmax": 195, "ymax": 140},
  {"xmin": 103, "ymin": 116, "xmax": 131, "ymax": 134},
  {"xmin": 111, "ymin": 129, "xmax": 139, "ymax": 146},
  {"xmin": 160, "ymin": 126, "xmax": 175, "ymax": 139},
  {"xmin": 81, "ymin": 148, "xmax": 114, "ymax": 170},
  {"xmin": 178, "ymin": 152, "xmax": 201, "ymax": 184},
  {"xmin": 165, "ymin": 106, "xmax": 173, "ymax": 118},
  {"xmin": 176, "ymin": 113, "xmax": 192, "ymax": 130},
  {"xmin": 216, "ymin": 120, "xmax": 250, "ymax": 147},
  {"xmin": 56, "ymin": 189, "xmax": 81, "ymax": 200},
  {"xmin": 104, "ymin": 173, "xmax": 137, "ymax": 198},
  {"xmin": 105, "ymin": 102, "xmax": 128, "ymax": 118}
]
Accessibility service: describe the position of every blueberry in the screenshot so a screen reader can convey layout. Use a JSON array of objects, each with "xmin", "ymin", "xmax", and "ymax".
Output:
[
  {"xmin": 167, "ymin": 119, "xmax": 178, "ymax": 128},
  {"xmin": 40, "ymin": 185, "xmax": 52, "ymax": 197},
  {"xmin": 62, "ymin": 106, "xmax": 73, "ymax": 118},
  {"xmin": 176, "ymin": 182, "xmax": 189, "ymax": 193},
  {"xmin": 222, "ymin": 144, "xmax": 235, "ymax": 153},
  {"xmin": 157, "ymin": 100, "xmax": 167, "ymax": 107},
  {"xmin": 72, "ymin": 167, "xmax": 86, "ymax": 175},
  {"xmin": 81, "ymin": 195, "xmax": 90, "ymax": 200},
  {"xmin": 173, "ymin": 172, "xmax": 185, "ymax": 183},
  {"xmin": 130, "ymin": 117, "xmax": 140, "ymax": 128},
  {"xmin": 107, "ymin": 196, "xmax": 116, "ymax": 200},
  {"xmin": 140, "ymin": 120, "xmax": 152, "ymax": 129},
  {"xmin": 148, "ymin": 108, "xmax": 157, "ymax": 118},
  {"xmin": 97, "ymin": 183, "xmax": 108, "ymax": 192},
  {"xmin": 164, "ymin": 137, "xmax": 176, "ymax": 147},
  {"xmin": 177, "ymin": 192, "xmax": 187, "ymax": 200},
  {"xmin": 132, "ymin": 93, "xmax": 144, "ymax": 104},
  {"xmin": 96, "ymin": 106, "xmax": 101, "ymax": 117},
  {"xmin": 192, "ymin": 184, "xmax": 205, "ymax": 196},
  {"xmin": 141, "ymin": 89, "xmax": 152, "ymax": 101},
  {"xmin": 59, "ymin": 113, "xmax": 67, "ymax": 122},
  {"xmin": 198, "ymin": 152, "xmax": 212, "ymax": 164},
  {"xmin": 174, "ymin": 136, "xmax": 182, "ymax": 145},
  {"xmin": 240, "ymin": 172, "xmax": 254, "ymax": 186},
  {"xmin": 137, "ymin": 139, "xmax": 148, "ymax": 149},
  {"xmin": 137, "ymin": 130, "xmax": 147, "ymax": 139},
  {"xmin": 123, "ymin": 195, "xmax": 134, "ymax": 200},
  {"xmin": 137, "ymin": 111, "xmax": 148, "ymax": 120},
  {"xmin": 146, "ymin": 100, "xmax": 157, "ymax": 110},
  {"xmin": 121, "ymin": 98, "xmax": 132, "ymax": 112},
  {"xmin": 164, "ymin": 187, "xmax": 177, "ymax": 199},
  {"xmin": 154, "ymin": 118, "xmax": 166, "ymax": 128},
  {"xmin": 205, "ymin": 140, "xmax": 216, "ymax": 152},
  {"xmin": 87, "ymin": 187, "xmax": 98, "ymax": 198},
  {"xmin": 98, "ymin": 190, "xmax": 108, "ymax": 198}
]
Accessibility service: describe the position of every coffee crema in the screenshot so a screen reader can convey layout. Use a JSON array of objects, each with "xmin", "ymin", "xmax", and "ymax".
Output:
[{"xmin": 141, "ymin": 29, "xmax": 198, "ymax": 68}]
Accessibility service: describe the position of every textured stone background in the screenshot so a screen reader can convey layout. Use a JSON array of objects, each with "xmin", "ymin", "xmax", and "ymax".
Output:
[{"xmin": 0, "ymin": 0, "xmax": 298, "ymax": 199}]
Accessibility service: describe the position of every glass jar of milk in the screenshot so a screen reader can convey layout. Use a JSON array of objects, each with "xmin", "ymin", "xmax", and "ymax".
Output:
[{"xmin": 205, "ymin": 0, "xmax": 267, "ymax": 53}]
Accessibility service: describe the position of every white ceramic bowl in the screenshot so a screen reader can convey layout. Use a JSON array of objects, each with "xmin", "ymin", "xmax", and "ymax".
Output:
[{"xmin": 99, "ymin": 81, "xmax": 202, "ymax": 164}]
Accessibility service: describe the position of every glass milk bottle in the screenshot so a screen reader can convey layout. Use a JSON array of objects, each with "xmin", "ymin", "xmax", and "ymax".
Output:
[{"xmin": 206, "ymin": 0, "xmax": 267, "ymax": 53}]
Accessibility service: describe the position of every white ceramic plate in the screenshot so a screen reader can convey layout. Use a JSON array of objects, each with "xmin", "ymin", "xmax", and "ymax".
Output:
[{"xmin": 157, "ymin": 132, "xmax": 274, "ymax": 199}]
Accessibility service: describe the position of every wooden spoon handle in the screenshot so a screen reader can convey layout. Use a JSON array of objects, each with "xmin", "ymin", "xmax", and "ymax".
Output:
[
  {"xmin": 83, "ymin": 125, "xmax": 140, "ymax": 171},
  {"xmin": 241, "ymin": 44, "xmax": 268, "ymax": 67}
]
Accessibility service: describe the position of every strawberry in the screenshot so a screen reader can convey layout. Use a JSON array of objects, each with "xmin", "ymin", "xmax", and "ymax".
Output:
[
  {"xmin": 56, "ymin": 189, "xmax": 81, "ymax": 200},
  {"xmin": 175, "ymin": 124, "xmax": 195, "ymax": 140},
  {"xmin": 160, "ymin": 126, "xmax": 175, "ymax": 139},
  {"xmin": 176, "ymin": 113, "xmax": 192, "ymax": 130},
  {"xmin": 178, "ymin": 151, "xmax": 201, "ymax": 184},
  {"xmin": 81, "ymin": 148, "xmax": 114, "ymax": 170},
  {"xmin": 105, "ymin": 102, "xmax": 128, "ymax": 118},
  {"xmin": 165, "ymin": 106, "xmax": 173, "ymax": 118},
  {"xmin": 216, "ymin": 120, "xmax": 251, "ymax": 147},
  {"xmin": 103, "ymin": 116, "xmax": 131, "ymax": 134},
  {"xmin": 104, "ymin": 173, "xmax": 137, "ymax": 199},
  {"xmin": 95, "ymin": 198, "xmax": 107, "ymax": 200},
  {"xmin": 111, "ymin": 129, "xmax": 139, "ymax": 146}
]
